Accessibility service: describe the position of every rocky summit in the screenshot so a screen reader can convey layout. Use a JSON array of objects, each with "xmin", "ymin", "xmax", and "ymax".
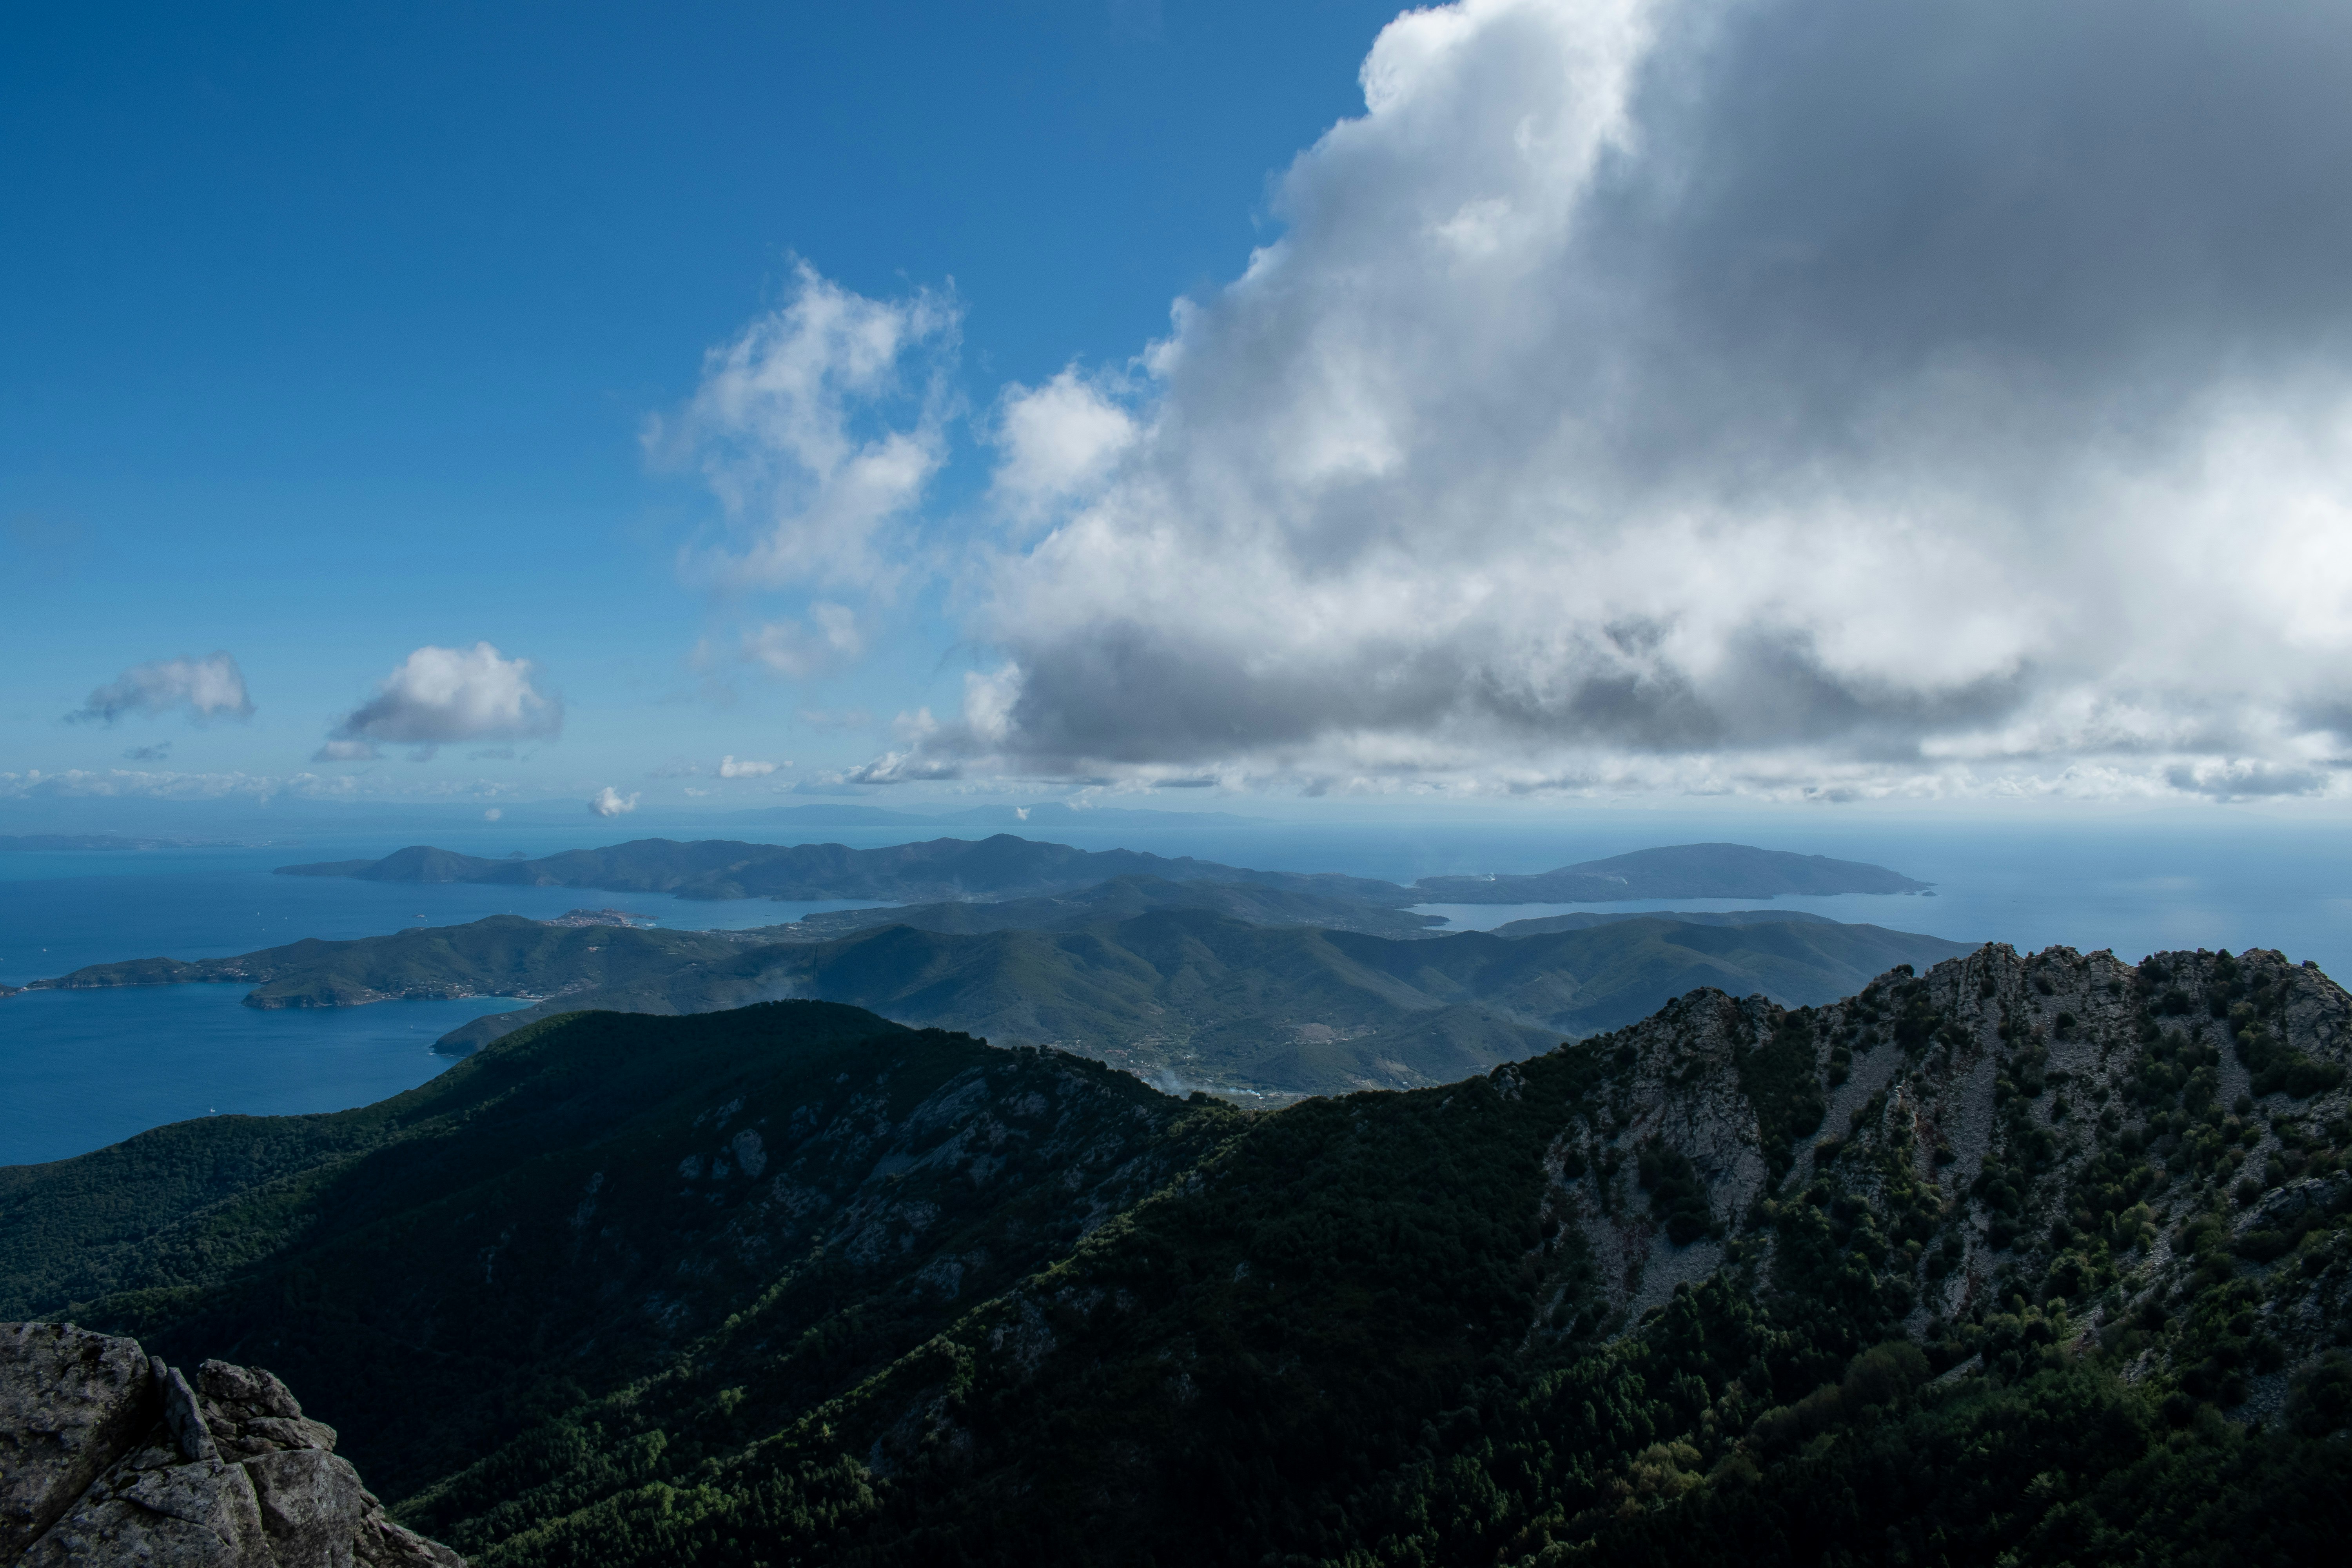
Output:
[{"xmin": 0, "ymin": 1322, "xmax": 461, "ymax": 1567}]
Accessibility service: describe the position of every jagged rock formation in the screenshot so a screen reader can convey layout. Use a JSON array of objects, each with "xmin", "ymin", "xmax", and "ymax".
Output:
[
  {"xmin": 0, "ymin": 1323, "xmax": 461, "ymax": 1567},
  {"xmin": 1549, "ymin": 942, "xmax": 2352, "ymax": 1402}
]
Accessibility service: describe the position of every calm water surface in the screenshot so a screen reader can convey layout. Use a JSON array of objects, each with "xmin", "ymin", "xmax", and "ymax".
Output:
[{"xmin": 0, "ymin": 987, "xmax": 527, "ymax": 1166}]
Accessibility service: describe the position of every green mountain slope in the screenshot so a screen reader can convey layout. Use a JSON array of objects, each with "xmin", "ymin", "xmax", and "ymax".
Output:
[
  {"xmin": 12, "ymin": 943, "xmax": 2352, "ymax": 1564},
  {"xmin": 27, "ymin": 915, "xmax": 749, "ymax": 1007},
  {"xmin": 430, "ymin": 909, "xmax": 1970, "ymax": 1094},
  {"xmin": 34, "ymin": 907, "xmax": 1970, "ymax": 1096},
  {"xmin": 773, "ymin": 872, "xmax": 1445, "ymax": 940},
  {"xmin": 0, "ymin": 1001, "xmax": 1229, "ymax": 1503}
]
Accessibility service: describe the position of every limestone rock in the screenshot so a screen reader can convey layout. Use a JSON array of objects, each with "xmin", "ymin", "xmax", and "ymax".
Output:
[
  {"xmin": 0, "ymin": 1324, "xmax": 464, "ymax": 1567},
  {"xmin": 23, "ymin": 1452, "xmax": 273, "ymax": 1567},
  {"xmin": 0, "ymin": 1323, "xmax": 157, "ymax": 1559}
]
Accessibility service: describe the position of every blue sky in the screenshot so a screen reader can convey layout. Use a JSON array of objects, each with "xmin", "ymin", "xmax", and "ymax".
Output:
[
  {"xmin": 7, "ymin": 0, "xmax": 2352, "ymax": 822},
  {"xmin": 1, "ymin": 0, "xmax": 1394, "ymax": 808}
]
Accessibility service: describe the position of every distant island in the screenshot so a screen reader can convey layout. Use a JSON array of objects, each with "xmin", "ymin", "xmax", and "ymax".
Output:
[
  {"xmin": 27, "ymin": 893, "xmax": 1969, "ymax": 1097},
  {"xmin": 1411, "ymin": 842, "xmax": 1933, "ymax": 903},
  {"xmin": 273, "ymin": 834, "xmax": 1930, "ymax": 907}
]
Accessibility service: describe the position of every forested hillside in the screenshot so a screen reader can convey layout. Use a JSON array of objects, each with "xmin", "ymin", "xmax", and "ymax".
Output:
[
  {"xmin": 32, "ymin": 906, "xmax": 1968, "ymax": 1097},
  {"xmin": 10, "ymin": 941, "xmax": 2352, "ymax": 1563}
]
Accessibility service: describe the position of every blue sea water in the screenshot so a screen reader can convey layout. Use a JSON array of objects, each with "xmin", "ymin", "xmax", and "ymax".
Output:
[
  {"xmin": 4, "ymin": 809, "xmax": 2349, "ymax": 1166},
  {"xmin": 1, "ymin": 987, "xmax": 529, "ymax": 1167}
]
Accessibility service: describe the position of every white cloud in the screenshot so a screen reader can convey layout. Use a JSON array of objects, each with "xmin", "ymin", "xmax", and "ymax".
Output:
[
  {"xmin": 990, "ymin": 368, "xmax": 1138, "ymax": 525},
  {"xmin": 717, "ymin": 755, "xmax": 783, "ymax": 777},
  {"xmin": 0, "ymin": 768, "xmax": 520, "ymax": 802},
  {"xmin": 484, "ymin": 808, "xmax": 503, "ymax": 820},
  {"xmin": 320, "ymin": 643, "xmax": 561, "ymax": 762},
  {"xmin": 69, "ymin": 653, "xmax": 253, "ymax": 725},
  {"xmin": 589, "ymin": 786, "xmax": 640, "ymax": 817},
  {"xmin": 655, "ymin": 260, "xmax": 959, "ymax": 595},
  {"xmin": 741, "ymin": 601, "xmax": 864, "ymax": 678},
  {"xmin": 833, "ymin": 0, "xmax": 2352, "ymax": 800}
]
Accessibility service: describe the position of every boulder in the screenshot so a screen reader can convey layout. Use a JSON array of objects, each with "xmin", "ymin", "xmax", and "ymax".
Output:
[
  {"xmin": 0, "ymin": 1323, "xmax": 157, "ymax": 1558},
  {"xmin": 0, "ymin": 1324, "xmax": 463, "ymax": 1567}
]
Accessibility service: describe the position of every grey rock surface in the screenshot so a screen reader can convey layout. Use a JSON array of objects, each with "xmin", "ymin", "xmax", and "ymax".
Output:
[
  {"xmin": 0, "ymin": 1324, "xmax": 461, "ymax": 1567},
  {"xmin": 0, "ymin": 1322, "xmax": 157, "ymax": 1559}
]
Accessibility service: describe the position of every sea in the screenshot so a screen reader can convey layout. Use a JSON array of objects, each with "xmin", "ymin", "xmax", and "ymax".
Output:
[{"xmin": 5, "ymin": 808, "xmax": 2349, "ymax": 1167}]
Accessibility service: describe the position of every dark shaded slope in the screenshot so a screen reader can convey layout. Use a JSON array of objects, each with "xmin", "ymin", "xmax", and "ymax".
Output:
[
  {"xmin": 13, "ymin": 1002, "xmax": 1227, "ymax": 1503},
  {"xmin": 399, "ymin": 944, "xmax": 2352, "ymax": 1568}
]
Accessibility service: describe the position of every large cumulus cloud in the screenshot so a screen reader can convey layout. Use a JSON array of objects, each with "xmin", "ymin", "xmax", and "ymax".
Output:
[{"xmin": 699, "ymin": 0, "xmax": 2352, "ymax": 797}]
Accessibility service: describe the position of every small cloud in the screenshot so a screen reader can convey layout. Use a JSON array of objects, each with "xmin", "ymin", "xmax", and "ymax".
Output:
[
  {"xmin": 70, "ymin": 653, "xmax": 253, "ymax": 726},
  {"xmin": 655, "ymin": 261, "xmax": 959, "ymax": 598},
  {"xmin": 312, "ymin": 739, "xmax": 381, "ymax": 762},
  {"xmin": 743, "ymin": 603, "xmax": 864, "ymax": 679},
  {"xmin": 325, "ymin": 642, "xmax": 561, "ymax": 760},
  {"xmin": 2163, "ymin": 759, "xmax": 2327, "ymax": 799},
  {"xmin": 683, "ymin": 786, "xmax": 714, "ymax": 797},
  {"xmin": 469, "ymin": 746, "xmax": 517, "ymax": 761},
  {"xmin": 590, "ymin": 786, "xmax": 640, "ymax": 817},
  {"xmin": 837, "ymin": 750, "xmax": 962, "ymax": 785},
  {"xmin": 483, "ymin": 807, "xmax": 502, "ymax": 820},
  {"xmin": 123, "ymin": 742, "xmax": 172, "ymax": 762},
  {"xmin": 718, "ymin": 755, "xmax": 784, "ymax": 778}
]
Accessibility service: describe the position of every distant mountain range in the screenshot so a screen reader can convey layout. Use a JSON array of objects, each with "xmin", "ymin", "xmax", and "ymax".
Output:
[
  {"xmin": 729, "ymin": 802, "xmax": 1272, "ymax": 828},
  {"xmin": 274, "ymin": 834, "xmax": 1403, "ymax": 904},
  {"xmin": 274, "ymin": 834, "xmax": 1931, "ymax": 907},
  {"xmin": 31, "ymin": 895, "xmax": 1970, "ymax": 1095},
  {"xmin": 1412, "ymin": 841, "xmax": 1932, "ymax": 903}
]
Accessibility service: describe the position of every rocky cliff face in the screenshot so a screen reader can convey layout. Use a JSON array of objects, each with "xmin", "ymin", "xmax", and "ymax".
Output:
[
  {"xmin": 1553, "ymin": 941, "xmax": 2352, "ymax": 1405},
  {"xmin": 0, "ymin": 1323, "xmax": 462, "ymax": 1567}
]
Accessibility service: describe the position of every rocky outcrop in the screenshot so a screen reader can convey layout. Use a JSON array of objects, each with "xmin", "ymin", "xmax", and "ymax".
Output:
[
  {"xmin": 1, "ymin": 1323, "xmax": 461, "ymax": 1567},
  {"xmin": 1537, "ymin": 943, "xmax": 2352, "ymax": 1401}
]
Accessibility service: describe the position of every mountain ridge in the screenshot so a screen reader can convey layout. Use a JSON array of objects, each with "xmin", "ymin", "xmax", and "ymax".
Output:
[
  {"xmin": 6, "ymin": 940, "xmax": 2349, "ymax": 1563},
  {"xmin": 28, "ymin": 905, "xmax": 1972, "ymax": 1096},
  {"xmin": 272, "ymin": 835, "xmax": 1929, "ymax": 907}
]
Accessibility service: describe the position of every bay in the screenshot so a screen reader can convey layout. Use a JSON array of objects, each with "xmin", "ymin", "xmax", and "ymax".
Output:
[{"xmin": 0, "ymin": 987, "xmax": 528, "ymax": 1167}]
